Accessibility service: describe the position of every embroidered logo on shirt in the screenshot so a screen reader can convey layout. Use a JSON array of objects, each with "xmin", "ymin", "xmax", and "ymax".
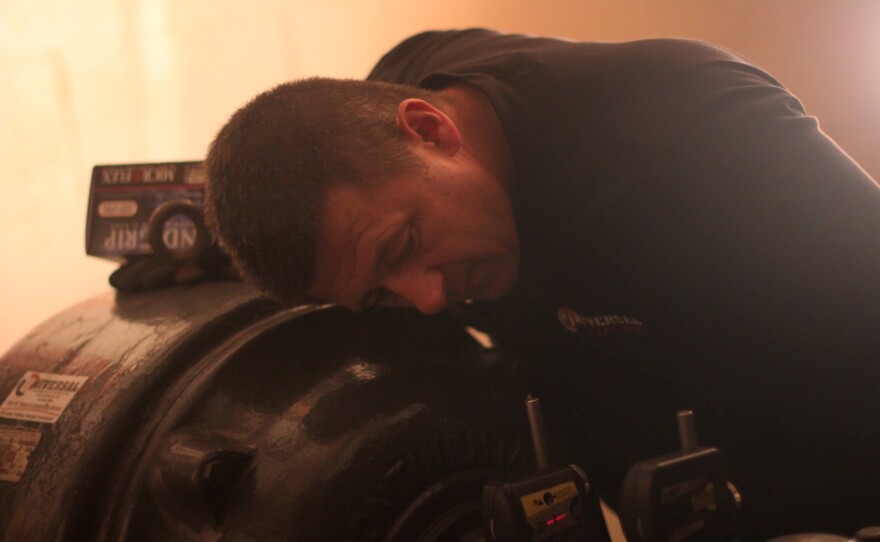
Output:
[{"xmin": 557, "ymin": 307, "xmax": 647, "ymax": 336}]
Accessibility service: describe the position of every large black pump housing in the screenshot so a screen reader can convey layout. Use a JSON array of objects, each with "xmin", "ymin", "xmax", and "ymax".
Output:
[{"xmin": 0, "ymin": 282, "xmax": 533, "ymax": 541}]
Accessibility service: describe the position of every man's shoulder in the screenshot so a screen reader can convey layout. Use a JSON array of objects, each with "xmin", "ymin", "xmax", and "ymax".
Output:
[
  {"xmin": 369, "ymin": 29, "xmax": 756, "ymax": 86},
  {"xmin": 367, "ymin": 28, "xmax": 537, "ymax": 84},
  {"xmin": 368, "ymin": 29, "xmax": 493, "ymax": 75}
]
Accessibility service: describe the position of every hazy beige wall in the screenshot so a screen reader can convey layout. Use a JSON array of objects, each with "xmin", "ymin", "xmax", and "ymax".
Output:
[{"xmin": 2, "ymin": 0, "xmax": 878, "ymax": 354}]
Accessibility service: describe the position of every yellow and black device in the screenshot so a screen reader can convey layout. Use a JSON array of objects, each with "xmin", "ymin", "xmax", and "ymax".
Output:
[
  {"xmin": 482, "ymin": 396, "xmax": 612, "ymax": 541},
  {"xmin": 618, "ymin": 411, "xmax": 741, "ymax": 542}
]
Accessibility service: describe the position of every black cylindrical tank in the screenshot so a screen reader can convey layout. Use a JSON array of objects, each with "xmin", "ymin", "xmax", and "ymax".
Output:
[{"xmin": 0, "ymin": 281, "xmax": 533, "ymax": 541}]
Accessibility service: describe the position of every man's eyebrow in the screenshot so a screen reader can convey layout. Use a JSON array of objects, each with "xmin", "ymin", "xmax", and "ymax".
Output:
[
  {"xmin": 353, "ymin": 230, "xmax": 399, "ymax": 311},
  {"xmin": 356, "ymin": 222, "xmax": 409, "ymax": 311},
  {"xmin": 374, "ymin": 214, "xmax": 416, "ymax": 272},
  {"xmin": 373, "ymin": 229, "xmax": 400, "ymax": 275}
]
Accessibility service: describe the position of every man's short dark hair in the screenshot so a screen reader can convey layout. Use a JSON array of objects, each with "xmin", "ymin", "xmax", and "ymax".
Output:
[{"xmin": 204, "ymin": 77, "xmax": 437, "ymax": 304}]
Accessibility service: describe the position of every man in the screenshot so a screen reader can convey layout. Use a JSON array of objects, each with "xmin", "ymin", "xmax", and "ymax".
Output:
[{"xmin": 205, "ymin": 29, "xmax": 880, "ymax": 538}]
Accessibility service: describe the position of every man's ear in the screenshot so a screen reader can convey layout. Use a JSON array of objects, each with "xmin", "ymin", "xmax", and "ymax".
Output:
[{"xmin": 396, "ymin": 98, "xmax": 461, "ymax": 156}]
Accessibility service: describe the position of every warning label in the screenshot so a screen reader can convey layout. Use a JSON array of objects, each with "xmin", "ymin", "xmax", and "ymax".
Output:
[
  {"xmin": 0, "ymin": 371, "xmax": 89, "ymax": 424},
  {"xmin": 0, "ymin": 427, "xmax": 42, "ymax": 482}
]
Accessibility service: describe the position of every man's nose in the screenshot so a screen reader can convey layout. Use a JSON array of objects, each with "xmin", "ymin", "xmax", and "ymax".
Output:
[{"xmin": 383, "ymin": 267, "xmax": 447, "ymax": 315}]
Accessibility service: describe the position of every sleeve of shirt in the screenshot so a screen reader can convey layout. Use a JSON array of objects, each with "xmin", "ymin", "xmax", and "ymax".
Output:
[{"xmin": 639, "ymin": 43, "xmax": 880, "ymax": 437}]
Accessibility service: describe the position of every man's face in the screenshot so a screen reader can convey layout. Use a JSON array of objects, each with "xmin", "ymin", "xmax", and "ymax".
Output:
[{"xmin": 306, "ymin": 158, "xmax": 520, "ymax": 314}]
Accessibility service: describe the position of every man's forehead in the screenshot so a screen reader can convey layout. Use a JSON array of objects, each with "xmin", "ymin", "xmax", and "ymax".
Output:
[{"xmin": 308, "ymin": 182, "xmax": 407, "ymax": 305}]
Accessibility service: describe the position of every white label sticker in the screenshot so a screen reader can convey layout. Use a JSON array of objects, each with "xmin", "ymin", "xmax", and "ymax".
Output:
[
  {"xmin": 97, "ymin": 199, "xmax": 138, "ymax": 218},
  {"xmin": 0, "ymin": 427, "xmax": 42, "ymax": 482},
  {"xmin": 0, "ymin": 371, "xmax": 89, "ymax": 424}
]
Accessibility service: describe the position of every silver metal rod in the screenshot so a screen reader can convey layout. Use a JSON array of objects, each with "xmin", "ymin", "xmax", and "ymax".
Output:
[
  {"xmin": 677, "ymin": 410, "xmax": 698, "ymax": 453},
  {"xmin": 526, "ymin": 395, "xmax": 551, "ymax": 471}
]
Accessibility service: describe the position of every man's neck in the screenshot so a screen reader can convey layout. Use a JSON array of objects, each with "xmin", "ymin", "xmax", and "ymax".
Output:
[{"xmin": 436, "ymin": 83, "xmax": 515, "ymax": 190}]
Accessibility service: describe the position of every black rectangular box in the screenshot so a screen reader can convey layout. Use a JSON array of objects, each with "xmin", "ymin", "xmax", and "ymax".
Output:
[{"xmin": 86, "ymin": 161, "xmax": 206, "ymax": 262}]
